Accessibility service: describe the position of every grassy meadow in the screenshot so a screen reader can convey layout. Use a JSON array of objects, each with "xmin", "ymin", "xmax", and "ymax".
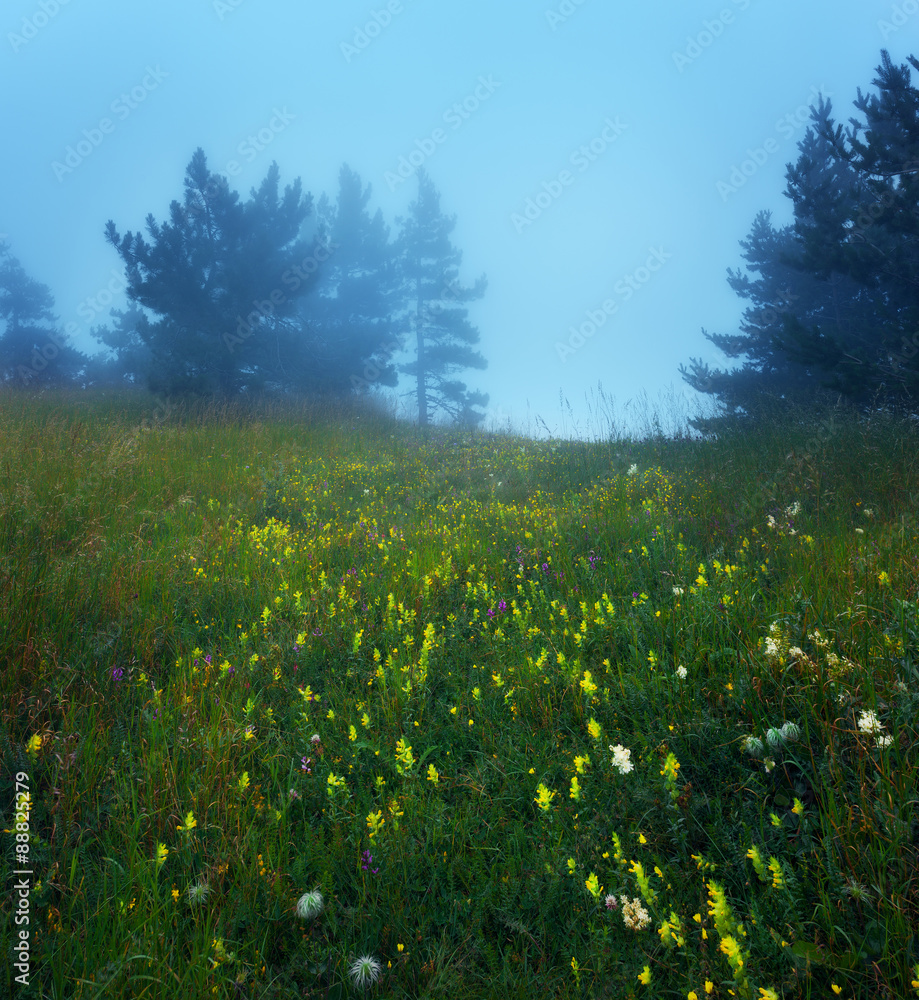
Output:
[{"xmin": 1, "ymin": 388, "xmax": 918, "ymax": 999}]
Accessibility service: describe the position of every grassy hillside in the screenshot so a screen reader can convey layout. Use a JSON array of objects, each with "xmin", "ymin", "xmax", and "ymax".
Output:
[{"xmin": 1, "ymin": 389, "xmax": 918, "ymax": 999}]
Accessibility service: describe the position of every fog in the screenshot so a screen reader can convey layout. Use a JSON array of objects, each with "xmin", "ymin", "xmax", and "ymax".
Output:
[{"xmin": 1, "ymin": 0, "xmax": 912, "ymax": 436}]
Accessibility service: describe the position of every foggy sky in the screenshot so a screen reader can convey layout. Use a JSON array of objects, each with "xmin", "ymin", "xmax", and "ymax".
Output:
[{"xmin": 2, "ymin": 0, "xmax": 913, "ymax": 436}]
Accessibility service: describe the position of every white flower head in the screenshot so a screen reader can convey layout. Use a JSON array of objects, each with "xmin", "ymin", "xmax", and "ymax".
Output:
[
  {"xmin": 348, "ymin": 954, "xmax": 382, "ymax": 990},
  {"xmin": 296, "ymin": 889, "xmax": 324, "ymax": 921},
  {"xmin": 676, "ymin": 665, "xmax": 687, "ymax": 679},
  {"xmin": 609, "ymin": 744, "xmax": 634, "ymax": 774},
  {"xmin": 780, "ymin": 722, "xmax": 800, "ymax": 742},
  {"xmin": 186, "ymin": 880, "xmax": 211, "ymax": 906},
  {"xmin": 766, "ymin": 727, "xmax": 784, "ymax": 749},
  {"xmin": 672, "ymin": 586, "xmax": 684, "ymax": 596},
  {"xmin": 742, "ymin": 736, "xmax": 764, "ymax": 758},
  {"xmin": 628, "ymin": 464, "xmax": 639, "ymax": 475},
  {"xmin": 857, "ymin": 710, "xmax": 882, "ymax": 735}
]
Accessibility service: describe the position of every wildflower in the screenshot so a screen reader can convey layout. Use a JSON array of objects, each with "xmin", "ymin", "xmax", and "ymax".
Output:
[
  {"xmin": 427, "ymin": 764, "xmax": 439, "ymax": 784},
  {"xmin": 177, "ymin": 810, "xmax": 197, "ymax": 832},
  {"xmin": 676, "ymin": 665, "xmax": 687, "ymax": 679},
  {"xmin": 637, "ymin": 965, "xmax": 651, "ymax": 984},
  {"xmin": 878, "ymin": 571, "xmax": 890, "ymax": 587},
  {"xmin": 587, "ymin": 717, "xmax": 601, "ymax": 740},
  {"xmin": 621, "ymin": 896, "xmax": 651, "ymax": 931},
  {"xmin": 296, "ymin": 889, "xmax": 323, "ymax": 920},
  {"xmin": 610, "ymin": 744, "xmax": 633, "ymax": 774},
  {"xmin": 758, "ymin": 990, "xmax": 779, "ymax": 1000},
  {"xmin": 705, "ymin": 983, "xmax": 714, "ymax": 995},
  {"xmin": 155, "ymin": 843, "xmax": 169, "ymax": 869},
  {"xmin": 672, "ymin": 586, "xmax": 684, "ymax": 596},
  {"xmin": 25, "ymin": 734, "xmax": 42, "ymax": 757},
  {"xmin": 360, "ymin": 850, "xmax": 379, "ymax": 874},
  {"xmin": 573, "ymin": 754, "xmax": 590, "ymax": 773},
  {"xmin": 768, "ymin": 856, "xmax": 784, "ymax": 888},
  {"xmin": 348, "ymin": 954, "xmax": 382, "ymax": 990},
  {"xmin": 585, "ymin": 872, "xmax": 602, "ymax": 900},
  {"xmin": 604, "ymin": 894, "xmax": 617, "ymax": 910},
  {"xmin": 238, "ymin": 771, "xmax": 250, "ymax": 792},
  {"xmin": 746, "ymin": 845, "xmax": 767, "ymax": 882},
  {"xmin": 366, "ymin": 810, "xmax": 385, "ymax": 840},
  {"xmin": 743, "ymin": 736, "xmax": 764, "ymax": 758},
  {"xmin": 628, "ymin": 464, "xmax": 639, "ymax": 475},
  {"xmin": 792, "ymin": 797, "xmax": 804, "ymax": 816},
  {"xmin": 580, "ymin": 670, "xmax": 598, "ymax": 695},
  {"xmin": 857, "ymin": 709, "xmax": 882, "ymax": 734},
  {"xmin": 766, "ymin": 727, "xmax": 784, "ymax": 748},
  {"xmin": 187, "ymin": 880, "xmax": 211, "ymax": 906},
  {"xmin": 780, "ymin": 721, "xmax": 800, "ymax": 742},
  {"xmin": 831, "ymin": 989, "xmax": 842, "ymax": 997}
]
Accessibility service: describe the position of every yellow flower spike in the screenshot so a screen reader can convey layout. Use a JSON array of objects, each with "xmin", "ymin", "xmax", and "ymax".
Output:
[
  {"xmin": 704, "ymin": 983, "xmax": 714, "ymax": 994},
  {"xmin": 566, "ymin": 858, "xmax": 576, "ymax": 874},
  {"xmin": 758, "ymin": 990, "xmax": 779, "ymax": 1000},
  {"xmin": 689, "ymin": 993, "xmax": 698, "ymax": 1000},
  {"xmin": 155, "ymin": 843, "xmax": 169, "ymax": 869},
  {"xmin": 831, "ymin": 988, "xmax": 842, "ymax": 996},
  {"xmin": 638, "ymin": 833, "xmax": 647, "ymax": 844},
  {"xmin": 177, "ymin": 810, "xmax": 196, "ymax": 832},
  {"xmin": 792, "ymin": 797, "xmax": 804, "ymax": 816},
  {"xmin": 638, "ymin": 965, "xmax": 651, "ymax": 985},
  {"xmin": 25, "ymin": 734, "xmax": 42, "ymax": 757}
]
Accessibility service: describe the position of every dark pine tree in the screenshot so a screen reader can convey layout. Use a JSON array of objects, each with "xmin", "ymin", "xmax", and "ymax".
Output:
[
  {"xmin": 0, "ymin": 243, "xmax": 85, "ymax": 385},
  {"xmin": 396, "ymin": 170, "xmax": 488, "ymax": 427},
  {"xmin": 83, "ymin": 305, "xmax": 153, "ymax": 387},
  {"xmin": 105, "ymin": 148, "xmax": 317, "ymax": 397},
  {"xmin": 293, "ymin": 165, "xmax": 401, "ymax": 395},
  {"xmin": 682, "ymin": 54, "xmax": 919, "ymax": 426}
]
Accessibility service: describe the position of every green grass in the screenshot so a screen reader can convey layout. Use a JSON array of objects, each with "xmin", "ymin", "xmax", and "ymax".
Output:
[{"xmin": 1, "ymin": 387, "xmax": 918, "ymax": 999}]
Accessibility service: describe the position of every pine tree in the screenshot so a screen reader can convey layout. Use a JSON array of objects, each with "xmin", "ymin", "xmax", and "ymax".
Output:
[
  {"xmin": 105, "ymin": 148, "xmax": 317, "ymax": 397},
  {"xmin": 294, "ymin": 165, "xmax": 400, "ymax": 395},
  {"xmin": 395, "ymin": 170, "xmax": 488, "ymax": 427},
  {"xmin": 0, "ymin": 242, "xmax": 85, "ymax": 385},
  {"xmin": 84, "ymin": 305, "xmax": 152, "ymax": 386},
  {"xmin": 682, "ymin": 52, "xmax": 919, "ymax": 424}
]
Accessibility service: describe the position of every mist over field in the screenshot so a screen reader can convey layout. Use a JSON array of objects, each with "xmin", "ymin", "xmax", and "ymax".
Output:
[
  {"xmin": 3, "ymin": 5, "xmax": 919, "ymax": 999},
  {"xmin": 1, "ymin": 0, "xmax": 917, "ymax": 433}
]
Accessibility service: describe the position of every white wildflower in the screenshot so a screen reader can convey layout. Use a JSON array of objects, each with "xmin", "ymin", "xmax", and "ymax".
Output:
[
  {"xmin": 620, "ymin": 896, "xmax": 650, "ymax": 931},
  {"xmin": 676, "ymin": 665, "xmax": 687, "ymax": 679},
  {"xmin": 609, "ymin": 744, "xmax": 634, "ymax": 774},
  {"xmin": 857, "ymin": 710, "xmax": 882, "ymax": 735},
  {"xmin": 296, "ymin": 889, "xmax": 324, "ymax": 921},
  {"xmin": 348, "ymin": 954, "xmax": 382, "ymax": 990}
]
